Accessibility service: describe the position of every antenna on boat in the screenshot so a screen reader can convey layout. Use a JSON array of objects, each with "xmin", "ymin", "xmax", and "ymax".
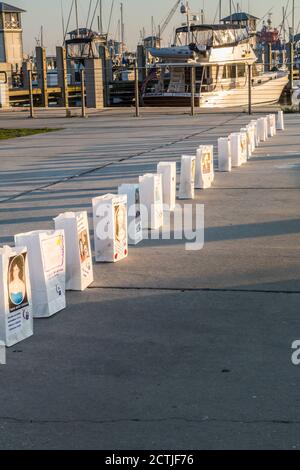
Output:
[
  {"xmin": 201, "ymin": 9, "xmax": 205, "ymax": 24},
  {"xmin": 180, "ymin": 1, "xmax": 191, "ymax": 44},
  {"xmin": 41, "ymin": 25, "xmax": 44, "ymax": 47}
]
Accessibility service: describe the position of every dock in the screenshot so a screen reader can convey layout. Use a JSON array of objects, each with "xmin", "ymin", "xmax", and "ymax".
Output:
[{"xmin": 0, "ymin": 108, "xmax": 300, "ymax": 449}]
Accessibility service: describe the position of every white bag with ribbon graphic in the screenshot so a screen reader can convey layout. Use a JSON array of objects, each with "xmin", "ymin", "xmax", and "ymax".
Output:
[
  {"xmin": 196, "ymin": 146, "xmax": 214, "ymax": 189},
  {"xmin": 54, "ymin": 211, "xmax": 93, "ymax": 291},
  {"xmin": 157, "ymin": 162, "xmax": 177, "ymax": 211},
  {"xmin": 93, "ymin": 194, "xmax": 128, "ymax": 262},
  {"xmin": 118, "ymin": 184, "xmax": 143, "ymax": 245},
  {"xmin": 139, "ymin": 174, "xmax": 164, "ymax": 230},
  {"xmin": 15, "ymin": 230, "xmax": 66, "ymax": 318},
  {"xmin": 178, "ymin": 155, "xmax": 196, "ymax": 199},
  {"xmin": 0, "ymin": 245, "xmax": 33, "ymax": 347}
]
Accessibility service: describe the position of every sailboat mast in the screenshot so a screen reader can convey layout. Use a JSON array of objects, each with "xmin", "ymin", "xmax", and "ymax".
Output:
[
  {"xmin": 292, "ymin": 0, "xmax": 295, "ymax": 38},
  {"xmin": 290, "ymin": 0, "xmax": 295, "ymax": 89},
  {"xmin": 75, "ymin": 0, "xmax": 79, "ymax": 36},
  {"xmin": 151, "ymin": 16, "xmax": 154, "ymax": 47},
  {"xmin": 219, "ymin": 0, "xmax": 222, "ymax": 23},
  {"xmin": 282, "ymin": 6, "xmax": 286, "ymax": 43},
  {"xmin": 120, "ymin": 2, "xmax": 124, "ymax": 56},
  {"xmin": 98, "ymin": 0, "xmax": 103, "ymax": 34},
  {"xmin": 61, "ymin": 0, "xmax": 65, "ymax": 42}
]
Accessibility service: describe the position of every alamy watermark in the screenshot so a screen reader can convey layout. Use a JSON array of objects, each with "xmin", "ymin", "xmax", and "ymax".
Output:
[
  {"xmin": 96, "ymin": 203, "xmax": 205, "ymax": 251},
  {"xmin": 291, "ymin": 340, "xmax": 300, "ymax": 366}
]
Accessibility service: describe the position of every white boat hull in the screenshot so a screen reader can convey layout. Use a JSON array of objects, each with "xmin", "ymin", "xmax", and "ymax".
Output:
[
  {"xmin": 144, "ymin": 74, "xmax": 288, "ymax": 108},
  {"xmin": 200, "ymin": 75, "xmax": 289, "ymax": 108}
]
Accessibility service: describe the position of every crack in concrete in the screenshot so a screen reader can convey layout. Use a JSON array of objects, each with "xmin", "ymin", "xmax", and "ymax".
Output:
[{"xmin": 0, "ymin": 416, "xmax": 299, "ymax": 426}]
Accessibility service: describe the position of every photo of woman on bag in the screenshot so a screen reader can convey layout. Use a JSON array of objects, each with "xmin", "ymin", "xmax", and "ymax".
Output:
[
  {"xmin": 8, "ymin": 254, "xmax": 28, "ymax": 312},
  {"xmin": 114, "ymin": 204, "xmax": 127, "ymax": 244},
  {"xmin": 79, "ymin": 230, "xmax": 90, "ymax": 263},
  {"xmin": 202, "ymin": 152, "xmax": 211, "ymax": 174}
]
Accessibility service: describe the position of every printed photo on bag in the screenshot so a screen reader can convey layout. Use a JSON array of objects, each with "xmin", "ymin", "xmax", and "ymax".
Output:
[
  {"xmin": 7, "ymin": 254, "xmax": 29, "ymax": 314},
  {"xmin": 41, "ymin": 234, "xmax": 65, "ymax": 275},
  {"xmin": 79, "ymin": 229, "xmax": 90, "ymax": 264},
  {"xmin": 114, "ymin": 204, "xmax": 127, "ymax": 244},
  {"xmin": 202, "ymin": 152, "xmax": 211, "ymax": 174}
]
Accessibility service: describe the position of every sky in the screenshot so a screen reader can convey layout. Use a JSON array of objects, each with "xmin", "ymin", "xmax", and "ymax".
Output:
[{"xmin": 9, "ymin": 0, "xmax": 300, "ymax": 55}]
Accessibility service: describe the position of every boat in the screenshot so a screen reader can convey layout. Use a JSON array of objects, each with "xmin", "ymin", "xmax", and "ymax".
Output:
[{"xmin": 142, "ymin": 24, "xmax": 288, "ymax": 108}]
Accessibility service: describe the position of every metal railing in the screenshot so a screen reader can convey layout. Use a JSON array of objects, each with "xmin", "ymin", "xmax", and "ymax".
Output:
[{"xmin": 4, "ymin": 61, "xmax": 300, "ymax": 118}]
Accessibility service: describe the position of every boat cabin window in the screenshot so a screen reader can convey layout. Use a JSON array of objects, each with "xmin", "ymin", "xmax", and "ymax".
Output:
[
  {"xmin": 228, "ymin": 65, "xmax": 237, "ymax": 79},
  {"xmin": 222, "ymin": 63, "xmax": 250, "ymax": 79},
  {"xmin": 237, "ymin": 64, "xmax": 246, "ymax": 77}
]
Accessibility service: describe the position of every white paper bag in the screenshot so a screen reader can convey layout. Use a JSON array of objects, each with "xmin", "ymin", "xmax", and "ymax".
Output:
[
  {"xmin": 240, "ymin": 127, "xmax": 252, "ymax": 158},
  {"xmin": 0, "ymin": 246, "xmax": 33, "ymax": 347},
  {"xmin": 257, "ymin": 117, "xmax": 267, "ymax": 142},
  {"xmin": 54, "ymin": 211, "xmax": 94, "ymax": 291},
  {"xmin": 229, "ymin": 133, "xmax": 243, "ymax": 167},
  {"xmin": 250, "ymin": 120, "xmax": 259, "ymax": 146},
  {"xmin": 14, "ymin": 231, "xmax": 66, "ymax": 319},
  {"xmin": 267, "ymin": 114, "xmax": 276, "ymax": 137},
  {"xmin": 266, "ymin": 114, "xmax": 273, "ymax": 137},
  {"xmin": 264, "ymin": 117, "xmax": 270, "ymax": 139},
  {"xmin": 247, "ymin": 124, "xmax": 256, "ymax": 152},
  {"xmin": 93, "ymin": 194, "xmax": 128, "ymax": 262},
  {"xmin": 118, "ymin": 184, "xmax": 143, "ymax": 245},
  {"xmin": 277, "ymin": 110, "xmax": 285, "ymax": 131},
  {"xmin": 239, "ymin": 130, "xmax": 248, "ymax": 164},
  {"xmin": 196, "ymin": 146, "xmax": 214, "ymax": 188},
  {"xmin": 218, "ymin": 138, "xmax": 231, "ymax": 172},
  {"xmin": 178, "ymin": 155, "xmax": 196, "ymax": 199},
  {"xmin": 157, "ymin": 162, "xmax": 177, "ymax": 211},
  {"xmin": 139, "ymin": 174, "xmax": 164, "ymax": 230}
]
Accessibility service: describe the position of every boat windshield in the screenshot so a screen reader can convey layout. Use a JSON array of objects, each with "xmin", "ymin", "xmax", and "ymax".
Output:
[{"xmin": 175, "ymin": 26, "xmax": 249, "ymax": 48}]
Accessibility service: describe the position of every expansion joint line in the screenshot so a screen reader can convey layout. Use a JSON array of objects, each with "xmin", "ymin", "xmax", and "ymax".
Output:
[{"xmin": 88, "ymin": 286, "xmax": 300, "ymax": 295}]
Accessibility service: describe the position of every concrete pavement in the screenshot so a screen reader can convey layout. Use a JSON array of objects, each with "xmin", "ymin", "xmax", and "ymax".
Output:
[{"xmin": 0, "ymin": 108, "xmax": 300, "ymax": 449}]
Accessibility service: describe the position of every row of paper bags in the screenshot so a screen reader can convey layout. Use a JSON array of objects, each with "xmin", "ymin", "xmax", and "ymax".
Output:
[{"xmin": 0, "ymin": 111, "xmax": 285, "ymax": 348}]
